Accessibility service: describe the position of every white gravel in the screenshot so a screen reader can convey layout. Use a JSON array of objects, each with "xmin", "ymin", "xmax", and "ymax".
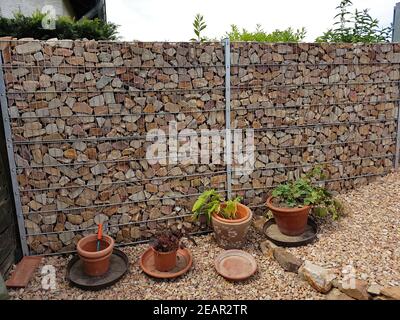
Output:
[{"xmin": 8, "ymin": 172, "xmax": 400, "ymax": 300}]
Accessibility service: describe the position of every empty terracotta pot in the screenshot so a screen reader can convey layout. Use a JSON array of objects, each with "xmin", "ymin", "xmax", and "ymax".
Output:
[
  {"xmin": 152, "ymin": 247, "xmax": 177, "ymax": 272},
  {"xmin": 211, "ymin": 203, "xmax": 253, "ymax": 249},
  {"xmin": 77, "ymin": 234, "xmax": 114, "ymax": 277},
  {"xmin": 266, "ymin": 196, "xmax": 311, "ymax": 236}
]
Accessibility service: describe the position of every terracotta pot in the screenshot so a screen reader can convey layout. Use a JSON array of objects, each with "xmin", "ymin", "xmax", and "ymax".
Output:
[
  {"xmin": 211, "ymin": 203, "xmax": 253, "ymax": 249},
  {"xmin": 266, "ymin": 196, "xmax": 311, "ymax": 236},
  {"xmin": 152, "ymin": 247, "xmax": 177, "ymax": 272},
  {"xmin": 77, "ymin": 234, "xmax": 114, "ymax": 277}
]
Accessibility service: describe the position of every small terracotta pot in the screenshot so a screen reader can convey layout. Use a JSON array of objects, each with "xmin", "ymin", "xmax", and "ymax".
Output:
[
  {"xmin": 77, "ymin": 234, "xmax": 114, "ymax": 277},
  {"xmin": 266, "ymin": 196, "xmax": 311, "ymax": 236},
  {"xmin": 152, "ymin": 247, "xmax": 177, "ymax": 272},
  {"xmin": 211, "ymin": 203, "xmax": 253, "ymax": 249}
]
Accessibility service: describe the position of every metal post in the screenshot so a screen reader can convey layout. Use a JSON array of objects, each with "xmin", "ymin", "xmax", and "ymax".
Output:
[
  {"xmin": 0, "ymin": 54, "xmax": 29, "ymax": 256},
  {"xmin": 395, "ymin": 102, "xmax": 400, "ymax": 170},
  {"xmin": 392, "ymin": 3, "xmax": 400, "ymax": 42},
  {"xmin": 223, "ymin": 38, "xmax": 232, "ymax": 199}
]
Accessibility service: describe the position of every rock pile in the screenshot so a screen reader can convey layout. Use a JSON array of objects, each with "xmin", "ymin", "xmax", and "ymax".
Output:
[{"xmin": 260, "ymin": 240, "xmax": 400, "ymax": 300}]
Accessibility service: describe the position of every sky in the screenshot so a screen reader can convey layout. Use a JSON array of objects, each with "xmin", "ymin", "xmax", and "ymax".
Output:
[{"xmin": 106, "ymin": 0, "xmax": 397, "ymax": 42}]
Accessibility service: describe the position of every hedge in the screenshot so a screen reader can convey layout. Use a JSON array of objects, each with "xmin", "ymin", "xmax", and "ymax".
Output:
[{"xmin": 0, "ymin": 12, "xmax": 119, "ymax": 40}]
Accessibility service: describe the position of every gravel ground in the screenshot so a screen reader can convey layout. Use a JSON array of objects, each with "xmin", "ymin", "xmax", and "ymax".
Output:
[{"xmin": 8, "ymin": 172, "xmax": 400, "ymax": 300}]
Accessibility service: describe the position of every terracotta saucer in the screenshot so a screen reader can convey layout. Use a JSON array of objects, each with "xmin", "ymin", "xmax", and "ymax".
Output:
[
  {"xmin": 140, "ymin": 247, "xmax": 193, "ymax": 279},
  {"xmin": 214, "ymin": 250, "xmax": 257, "ymax": 281}
]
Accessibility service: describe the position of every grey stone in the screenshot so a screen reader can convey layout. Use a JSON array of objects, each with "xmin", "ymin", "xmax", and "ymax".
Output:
[
  {"xmin": 89, "ymin": 95, "xmax": 105, "ymax": 107},
  {"xmin": 91, "ymin": 163, "xmax": 108, "ymax": 175},
  {"xmin": 59, "ymin": 231, "xmax": 74, "ymax": 245},
  {"xmin": 96, "ymin": 76, "xmax": 112, "ymax": 89},
  {"xmin": 16, "ymin": 41, "xmax": 41, "ymax": 54}
]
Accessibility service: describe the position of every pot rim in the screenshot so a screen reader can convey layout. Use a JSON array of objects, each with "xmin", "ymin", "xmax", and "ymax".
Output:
[
  {"xmin": 266, "ymin": 196, "xmax": 311, "ymax": 213},
  {"xmin": 212, "ymin": 203, "xmax": 252, "ymax": 224},
  {"xmin": 151, "ymin": 246, "xmax": 178, "ymax": 255},
  {"xmin": 77, "ymin": 234, "xmax": 114, "ymax": 258}
]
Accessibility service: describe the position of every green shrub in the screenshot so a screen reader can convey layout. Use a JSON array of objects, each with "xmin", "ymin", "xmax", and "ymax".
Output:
[
  {"xmin": 271, "ymin": 167, "xmax": 343, "ymax": 220},
  {"xmin": 316, "ymin": 0, "xmax": 391, "ymax": 43},
  {"xmin": 225, "ymin": 24, "xmax": 306, "ymax": 42},
  {"xmin": 0, "ymin": 11, "xmax": 119, "ymax": 40}
]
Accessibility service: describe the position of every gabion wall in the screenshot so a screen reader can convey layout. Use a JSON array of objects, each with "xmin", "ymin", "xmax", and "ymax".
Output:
[{"xmin": 0, "ymin": 39, "xmax": 397, "ymax": 255}]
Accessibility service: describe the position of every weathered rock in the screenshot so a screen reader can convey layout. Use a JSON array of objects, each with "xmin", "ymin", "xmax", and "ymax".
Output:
[
  {"xmin": 16, "ymin": 41, "xmax": 41, "ymax": 54},
  {"xmin": 273, "ymin": 248, "xmax": 303, "ymax": 273},
  {"xmin": 64, "ymin": 149, "xmax": 77, "ymax": 159},
  {"xmin": 325, "ymin": 288, "xmax": 355, "ymax": 300},
  {"xmin": 72, "ymin": 102, "xmax": 93, "ymax": 114},
  {"xmin": 259, "ymin": 240, "xmax": 277, "ymax": 257},
  {"xmin": 298, "ymin": 261, "xmax": 336, "ymax": 293},
  {"xmin": 381, "ymin": 286, "xmax": 400, "ymax": 300},
  {"xmin": 337, "ymin": 279, "xmax": 370, "ymax": 300},
  {"xmin": 83, "ymin": 52, "xmax": 98, "ymax": 63},
  {"xmin": 67, "ymin": 214, "xmax": 83, "ymax": 225},
  {"xmin": 91, "ymin": 164, "xmax": 108, "ymax": 175},
  {"xmin": 367, "ymin": 284, "xmax": 383, "ymax": 296},
  {"xmin": 59, "ymin": 231, "xmax": 74, "ymax": 245},
  {"xmin": 89, "ymin": 95, "xmax": 104, "ymax": 107}
]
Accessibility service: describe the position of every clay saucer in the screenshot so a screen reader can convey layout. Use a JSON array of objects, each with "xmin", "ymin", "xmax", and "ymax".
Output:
[
  {"xmin": 214, "ymin": 250, "xmax": 257, "ymax": 281},
  {"xmin": 140, "ymin": 247, "xmax": 193, "ymax": 279}
]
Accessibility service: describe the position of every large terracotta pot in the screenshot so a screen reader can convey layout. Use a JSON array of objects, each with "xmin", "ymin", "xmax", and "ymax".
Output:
[
  {"xmin": 77, "ymin": 234, "xmax": 114, "ymax": 277},
  {"xmin": 152, "ymin": 247, "xmax": 177, "ymax": 272},
  {"xmin": 211, "ymin": 203, "xmax": 253, "ymax": 249},
  {"xmin": 266, "ymin": 196, "xmax": 311, "ymax": 236}
]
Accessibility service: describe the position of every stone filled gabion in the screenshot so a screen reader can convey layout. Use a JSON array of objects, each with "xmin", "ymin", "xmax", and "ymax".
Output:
[{"xmin": 0, "ymin": 38, "xmax": 397, "ymax": 254}]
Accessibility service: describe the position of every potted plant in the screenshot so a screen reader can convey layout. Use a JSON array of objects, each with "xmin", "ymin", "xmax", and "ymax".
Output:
[
  {"xmin": 266, "ymin": 166, "xmax": 343, "ymax": 236},
  {"xmin": 150, "ymin": 230, "xmax": 196, "ymax": 272},
  {"xmin": 76, "ymin": 233, "xmax": 115, "ymax": 277},
  {"xmin": 191, "ymin": 190, "xmax": 253, "ymax": 249}
]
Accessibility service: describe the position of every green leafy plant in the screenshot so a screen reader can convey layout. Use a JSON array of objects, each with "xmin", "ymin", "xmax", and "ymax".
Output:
[
  {"xmin": 271, "ymin": 166, "xmax": 343, "ymax": 220},
  {"xmin": 191, "ymin": 189, "xmax": 242, "ymax": 223},
  {"xmin": 0, "ymin": 11, "xmax": 119, "ymax": 40},
  {"xmin": 190, "ymin": 13, "xmax": 207, "ymax": 42},
  {"xmin": 225, "ymin": 24, "xmax": 306, "ymax": 42},
  {"xmin": 316, "ymin": 0, "xmax": 391, "ymax": 43}
]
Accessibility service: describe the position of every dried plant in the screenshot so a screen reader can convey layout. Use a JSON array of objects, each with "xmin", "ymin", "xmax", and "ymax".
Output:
[{"xmin": 151, "ymin": 230, "xmax": 197, "ymax": 252}]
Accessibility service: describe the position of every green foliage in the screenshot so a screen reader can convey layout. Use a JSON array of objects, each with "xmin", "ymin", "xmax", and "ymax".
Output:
[
  {"xmin": 225, "ymin": 24, "xmax": 306, "ymax": 42},
  {"xmin": 0, "ymin": 11, "xmax": 119, "ymax": 40},
  {"xmin": 316, "ymin": 0, "xmax": 391, "ymax": 43},
  {"xmin": 191, "ymin": 190, "xmax": 242, "ymax": 223},
  {"xmin": 220, "ymin": 196, "xmax": 242, "ymax": 219},
  {"xmin": 190, "ymin": 13, "xmax": 208, "ymax": 42},
  {"xmin": 271, "ymin": 166, "xmax": 343, "ymax": 220}
]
